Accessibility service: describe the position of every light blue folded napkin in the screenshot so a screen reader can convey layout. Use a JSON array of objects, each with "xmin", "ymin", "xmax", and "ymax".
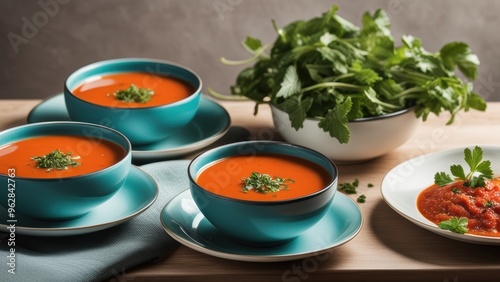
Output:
[{"xmin": 1, "ymin": 160, "xmax": 191, "ymax": 282}]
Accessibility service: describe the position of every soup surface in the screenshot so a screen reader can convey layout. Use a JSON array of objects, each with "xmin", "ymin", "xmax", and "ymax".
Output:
[
  {"xmin": 72, "ymin": 72, "xmax": 195, "ymax": 108},
  {"xmin": 0, "ymin": 135, "xmax": 126, "ymax": 178},
  {"xmin": 196, "ymin": 153, "xmax": 332, "ymax": 201},
  {"xmin": 417, "ymin": 178, "xmax": 500, "ymax": 237}
]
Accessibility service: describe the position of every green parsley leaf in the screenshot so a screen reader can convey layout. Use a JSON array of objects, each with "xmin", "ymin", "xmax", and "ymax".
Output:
[
  {"xmin": 279, "ymin": 96, "xmax": 313, "ymax": 130},
  {"xmin": 450, "ymin": 164, "xmax": 466, "ymax": 180},
  {"xmin": 318, "ymin": 96, "xmax": 352, "ymax": 144},
  {"xmin": 440, "ymin": 42, "xmax": 479, "ymax": 80},
  {"xmin": 464, "ymin": 146, "xmax": 493, "ymax": 187},
  {"xmin": 466, "ymin": 91, "xmax": 487, "ymax": 111},
  {"xmin": 276, "ymin": 65, "xmax": 302, "ymax": 98},
  {"xmin": 438, "ymin": 217, "xmax": 468, "ymax": 234},
  {"xmin": 244, "ymin": 36, "xmax": 263, "ymax": 52},
  {"xmin": 434, "ymin": 171, "xmax": 454, "ymax": 186}
]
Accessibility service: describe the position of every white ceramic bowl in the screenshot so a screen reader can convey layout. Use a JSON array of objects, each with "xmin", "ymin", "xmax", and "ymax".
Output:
[{"xmin": 270, "ymin": 105, "xmax": 420, "ymax": 163}]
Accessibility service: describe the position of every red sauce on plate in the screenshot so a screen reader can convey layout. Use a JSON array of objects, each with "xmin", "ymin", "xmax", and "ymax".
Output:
[{"xmin": 417, "ymin": 178, "xmax": 500, "ymax": 237}]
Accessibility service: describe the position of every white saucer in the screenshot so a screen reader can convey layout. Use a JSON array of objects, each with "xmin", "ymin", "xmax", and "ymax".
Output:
[
  {"xmin": 27, "ymin": 94, "xmax": 231, "ymax": 162},
  {"xmin": 160, "ymin": 190, "xmax": 363, "ymax": 262},
  {"xmin": 0, "ymin": 166, "xmax": 158, "ymax": 236}
]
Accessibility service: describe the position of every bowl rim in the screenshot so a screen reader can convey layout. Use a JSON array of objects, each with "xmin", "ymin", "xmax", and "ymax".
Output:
[
  {"xmin": 0, "ymin": 121, "xmax": 132, "ymax": 181},
  {"xmin": 64, "ymin": 57, "xmax": 202, "ymax": 110},
  {"xmin": 270, "ymin": 103, "xmax": 416, "ymax": 123},
  {"xmin": 188, "ymin": 140, "xmax": 338, "ymax": 205}
]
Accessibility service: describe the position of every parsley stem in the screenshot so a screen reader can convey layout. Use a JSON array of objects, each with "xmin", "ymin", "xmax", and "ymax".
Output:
[
  {"xmin": 302, "ymin": 82, "xmax": 365, "ymax": 92},
  {"xmin": 391, "ymin": 68, "xmax": 433, "ymax": 85},
  {"xmin": 220, "ymin": 44, "xmax": 271, "ymax": 66},
  {"xmin": 272, "ymin": 19, "xmax": 286, "ymax": 43},
  {"xmin": 365, "ymin": 93, "xmax": 403, "ymax": 110},
  {"xmin": 391, "ymin": 86, "xmax": 425, "ymax": 99},
  {"xmin": 332, "ymin": 73, "xmax": 356, "ymax": 82},
  {"xmin": 207, "ymin": 87, "xmax": 249, "ymax": 101}
]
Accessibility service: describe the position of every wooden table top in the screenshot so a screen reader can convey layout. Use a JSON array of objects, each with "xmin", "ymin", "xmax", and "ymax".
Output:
[{"xmin": 1, "ymin": 98, "xmax": 500, "ymax": 282}]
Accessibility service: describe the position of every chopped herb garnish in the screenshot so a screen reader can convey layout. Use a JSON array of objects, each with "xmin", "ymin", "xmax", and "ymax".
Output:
[
  {"xmin": 438, "ymin": 217, "xmax": 468, "ymax": 234},
  {"xmin": 31, "ymin": 149, "xmax": 81, "ymax": 172},
  {"xmin": 357, "ymin": 194, "xmax": 366, "ymax": 203},
  {"xmin": 338, "ymin": 178, "xmax": 359, "ymax": 194},
  {"xmin": 367, "ymin": 183, "xmax": 374, "ymax": 188},
  {"xmin": 484, "ymin": 201, "xmax": 495, "ymax": 208},
  {"xmin": 241, "ymin": 172, "xmax": 294, "ymax": 194},
  {"xmin": 434, "ymin": 146, "xmax": 493, "ymax": 188},
  {"xmin": 114, "ymin": 84, "xmax": 154, "ymax": 103},
  {"xmin": 451, "ymin": 187, "xmax": 460, "ymax": 194}
]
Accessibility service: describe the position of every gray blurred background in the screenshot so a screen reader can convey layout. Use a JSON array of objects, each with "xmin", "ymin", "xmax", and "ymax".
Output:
[{"xmin": 1, "ymin": 0, "xmax": 499, "ymax": 101}]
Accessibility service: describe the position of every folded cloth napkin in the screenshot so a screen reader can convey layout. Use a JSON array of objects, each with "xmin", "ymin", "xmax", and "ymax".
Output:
[{"xmin": 1, "ymin": 160, "xmax": 191, "ymax": 282}]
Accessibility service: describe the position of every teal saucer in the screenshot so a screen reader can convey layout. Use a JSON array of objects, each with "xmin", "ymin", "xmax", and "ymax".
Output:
[
  {"xmin": 0, "ymin": 166, "xmax": 158, "ymax": 236},
  {"xmin": 27, "ymin": 94, "xmax": 231, "ymax": 162},
  {"xmin": 160, "ymin": 190, "xmax": 363, "ymax": 262}
]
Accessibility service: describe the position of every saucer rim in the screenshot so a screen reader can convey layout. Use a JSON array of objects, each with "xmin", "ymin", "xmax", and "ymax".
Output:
[
  {"xmin": 26, "ymin": 93, "xmax": 231, "ymax": 160},
  {"xmin": 0, "ymin": 166, "xmax": 159, "ymax": 236},
  {"xmin": 160, "ymin": 189, "xmax": 363, "ymax": 262}
]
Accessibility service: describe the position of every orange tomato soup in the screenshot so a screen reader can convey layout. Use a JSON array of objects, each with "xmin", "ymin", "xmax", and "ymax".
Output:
[
  {"xmin": 0, "ymin": 135, "xmax": 126, "ymax": 178},
  {"xmin": 72, "ymin": 72, "xmax": 195, "ymax": 108},
  {"xmin": 196, "ymin": 154, "xmax": 331, "ymax": 201},
  {"xmin": 417, "ymin": 178, "xmax": 500, "ymax": 237}
]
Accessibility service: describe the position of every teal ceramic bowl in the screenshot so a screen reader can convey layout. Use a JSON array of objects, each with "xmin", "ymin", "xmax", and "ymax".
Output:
[
  {"xmin": 64, "ymin": 58, "xmax": 202, "ymax": 145},
  {"xmin": 188, "ymin": 141, "xmax": 338, "ymax": 245},
  {"xmin": 0, "ymin": 122, "xmax": 131, "ymax": 221}
]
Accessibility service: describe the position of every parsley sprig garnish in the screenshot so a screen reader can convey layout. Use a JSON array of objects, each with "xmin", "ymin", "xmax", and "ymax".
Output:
[
  {"xmin": 438, "ymin": 217, "xmax": 468, "ymax": 234},
  {"xmin": 241, "ymin": 172, "xmax": 294, "ymax": 194},
  {"xmin": 114, "ymin": 84, "xmax": 154, "ymax": 103},
  {"xmin": 31, "ymin": 149, "xmax": 81, "ymax": 172},
  {"xmin": 214, "ymin": 5, "xmax": 486, "ymax": 144},
  {"xmin": 338, "ymin": 178, "xmax": 359, "ymax": 194},
  {"xmin": 434, "ymin": 146, "xmax": 493, "ymax": 188}
]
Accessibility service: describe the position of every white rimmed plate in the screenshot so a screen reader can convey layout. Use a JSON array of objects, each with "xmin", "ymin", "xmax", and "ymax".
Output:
[{"xmin": 381, "ymin": 145, "xmax": 500, "ymax": 245}]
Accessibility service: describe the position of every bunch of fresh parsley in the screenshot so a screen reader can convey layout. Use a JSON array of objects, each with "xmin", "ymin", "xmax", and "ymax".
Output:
[{"xmin": 221, "ymin": 5, "xmax": 486, "ymax": 143}]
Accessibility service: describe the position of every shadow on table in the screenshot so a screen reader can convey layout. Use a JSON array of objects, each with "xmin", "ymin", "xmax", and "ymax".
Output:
[
  {"xmin": 370, "ymin": 200, "xmax": 500, "ymax": 266},
  {"xmin": 149, "ymin": 236, "xmax": 347, "ymax": 277},
  {"xmin": 132, "ymin": 126, "xmax": 252, "ymax": 166}
]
